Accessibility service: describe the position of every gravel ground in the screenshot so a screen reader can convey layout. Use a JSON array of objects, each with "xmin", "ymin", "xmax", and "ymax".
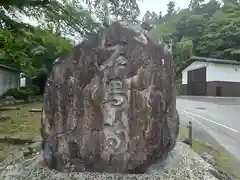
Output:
[{"xmin": 0, "ymin": 142, "xmax": 231, "ymax": 180}]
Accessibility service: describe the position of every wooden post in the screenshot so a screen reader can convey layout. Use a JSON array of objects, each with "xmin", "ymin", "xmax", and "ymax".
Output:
[{"xmin": 188, "ymin": 121, "xmax": 193, "ymax": 147}]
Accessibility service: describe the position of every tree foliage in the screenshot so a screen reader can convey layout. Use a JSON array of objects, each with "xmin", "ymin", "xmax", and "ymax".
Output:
[
  {"xmin": 166, "ymin": 1, "xmax": 176, "ymax": 17},
  {"xmin": 150, "ymin": 0, "xmax": 240, "ymax": 77},
  {"xmin": 0, "ymin": 0, "xmax": 141, "ymax": 79},
  {"xmin": 1, "ymin": 0, "xmax": 140, "ymax": 39},
  {"xmin": 142, "ymin": 10, "xmax": 159, "ymax": 24},
  {"xmin": 0, "ymin": 26, "xmax": 72, "ymax": 77}
]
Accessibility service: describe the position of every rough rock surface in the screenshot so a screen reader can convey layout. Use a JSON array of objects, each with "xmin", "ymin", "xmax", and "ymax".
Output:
[
  {"xmin": 0, "ymin": 142, "xmax": 229, "ymax": 180},
  {"xmin": 41, "ymin": 21, "xmax": 179, "ymax": 173}
]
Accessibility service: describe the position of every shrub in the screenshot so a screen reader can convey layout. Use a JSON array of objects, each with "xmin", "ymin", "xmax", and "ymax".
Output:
[
  {"xmin": 2, "ymin": 86, "xmax": 40, "ymax": 100},
  {"xmin": 28, "ymin": 85, "xmax": 40, "ymax": 95}
]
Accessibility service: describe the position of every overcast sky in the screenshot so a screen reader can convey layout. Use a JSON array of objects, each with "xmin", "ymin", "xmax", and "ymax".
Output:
[{"xmin": 139, "ymin": 0, "xmax": 190, "ymax": 18}]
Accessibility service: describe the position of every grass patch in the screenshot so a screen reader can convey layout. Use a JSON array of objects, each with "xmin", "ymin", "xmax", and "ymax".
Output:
[
  {"xmin": 0, "ymin": 102, "xmax": 42, "ymax": 137},
  {"xmin": 0, "ymin": 101, "xmax": 42, "ymax": 161},
  {"xmin": 192, "ymin": 138, "xmax": 240, "ymax": 179},
  {"xmin": 0, "ymin": 143, "xmax": 27, "ymax": 161},
  {"xmin": 179, "ymin": 124, "xmax": 187, "ymax": 137},
  {"xmin": 179, "ymin": 124, "xmax": 240, "ymax": 179},
  {"xmin": 0, "ymin": 104, "xmax": 239, "ymax": 178}
]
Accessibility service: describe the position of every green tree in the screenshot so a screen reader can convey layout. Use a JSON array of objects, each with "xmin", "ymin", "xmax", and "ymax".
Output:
[
  {"xmin": 30, "ymin": 0, "xmax": 101, "ymax": 41},
  {"xmin": 0, "ymin": 26, "xmax": 72, "ymax": 76},
  {"xmin": 200, "ymin": 0, "xmax": 220, "ymax": 16},
  {"xmin": 174, "ymin": 37, "xmax": 193, "ymax": 76},
  {"xmin": 159, "ymin": 11, "xmax": 162, "ymax": 20},
  {"xmin": 166, "ymin": 1, "xmax": 176, "ymax": 17},
  {"xmin": 0, "ymin": 0, "xmax": 50, "ymax": 6},
  {"xmin": 142, "ymin": 11, "xmax": 159, "ymax": 24},
  {"xmin": 142, "ymin": 11, "xmax": 152, "ymax": 23},
  {"xmin": 223, "ymin": 0, "xmax": 240, "ymax": 7},
  {"xmin": 1, "ymin": 0, "xmax": 141, "ymax": 40},
  {"xmin": 0, "ymin": 0, "xmax": 142, "ymax": 71},
  {"xmin": 196, "ymin": 6, "xmax": 240, "ymax": 60},
  {"xmin": 151, "ymin": 11, "xmax": 159, "ymax": 22},
  {"xmin": 149, "ymin": 0, "xmax": 224, "ymax": 77},
  {"xmin": 188, "ymin": 0, "xmax": 204, "ymax": 11},
  {"xmin": 0, "ymin": 0, "xmax": 142, "ymax": 92}
]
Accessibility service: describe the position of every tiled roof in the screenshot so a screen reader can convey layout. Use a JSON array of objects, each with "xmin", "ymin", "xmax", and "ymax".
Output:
[
  {"xmin": 190, "ymin": 56, "xmax": 240, "ymax": 65},
  {"xmin": 0, "ymin": 64, "xmax": 22, "ymax": 72}
]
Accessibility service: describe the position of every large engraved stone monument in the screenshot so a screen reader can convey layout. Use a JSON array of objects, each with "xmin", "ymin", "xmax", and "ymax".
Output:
[{"xmin": 41, "ymin": 22, "xmax": 180, "ymax": 173}]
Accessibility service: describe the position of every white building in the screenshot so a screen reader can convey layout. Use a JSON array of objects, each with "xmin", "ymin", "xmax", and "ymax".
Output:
[
  {"xmin": 0, "ymin": 64, "xmax": 21, "ymax": 96},
  {"xmin": 181, "ymin": 56, "xmax": 240, "ymax": 97}
]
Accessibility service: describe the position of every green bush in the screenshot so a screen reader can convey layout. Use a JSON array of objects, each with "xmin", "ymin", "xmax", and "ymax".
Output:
[
  {"xmin": 28, "ymin": 85, "xmax": 40, "ymax": 95},
  {"xmin": 2, "ymin": 86, "xmax": 40, "ymax": 100}
]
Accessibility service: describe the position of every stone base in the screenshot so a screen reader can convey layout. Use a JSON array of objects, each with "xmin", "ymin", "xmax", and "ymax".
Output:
[{"xmin": 0, "ymin": 142, "xmax": 224, "ymax": 180}]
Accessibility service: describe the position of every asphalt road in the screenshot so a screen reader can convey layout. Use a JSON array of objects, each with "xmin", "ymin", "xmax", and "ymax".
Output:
[{"xmin": 177, "ymin": 96, "xmax": 240, "ymax": 165}]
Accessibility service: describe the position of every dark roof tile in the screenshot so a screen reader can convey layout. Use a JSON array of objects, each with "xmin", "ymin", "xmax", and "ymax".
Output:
[
  {"xmin": 0, "ymin": 64, "xmax": 22, "ymax": 72},
  {"xmin": 190, "ymin": 56, "xmax": 240, "ymax": 65}
]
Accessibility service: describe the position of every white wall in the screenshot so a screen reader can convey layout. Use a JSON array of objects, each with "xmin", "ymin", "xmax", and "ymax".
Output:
[
  {"xmin": 207, "ymin": 63, "xmax": 240, "ymax": 82},
  {"xmin": 0, "ymin": 68, "xmax": 20, "ymax": 96},
  {"xmin": 182, "ymin": 61, "xmax": 207, "ymax": 84},
  {"xmin": 182, "ymin": 61, "xmax": 240, "ymax": 84}
]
